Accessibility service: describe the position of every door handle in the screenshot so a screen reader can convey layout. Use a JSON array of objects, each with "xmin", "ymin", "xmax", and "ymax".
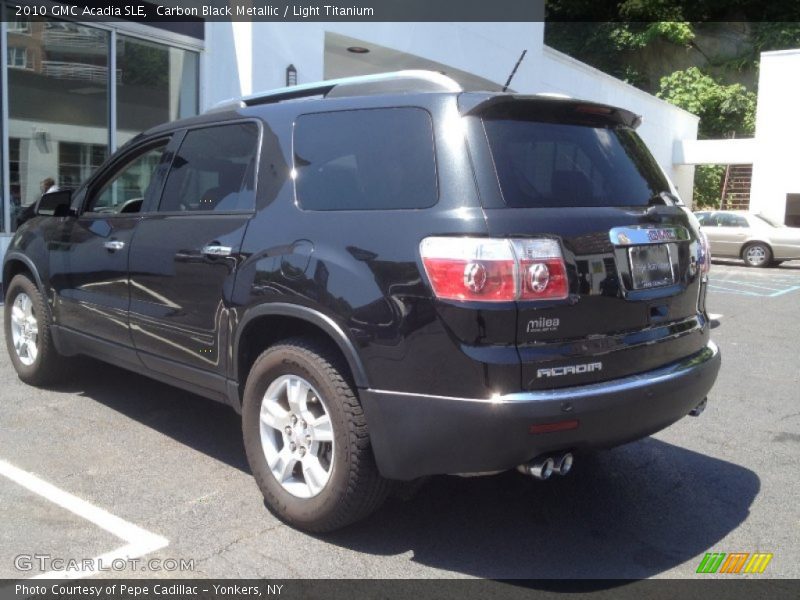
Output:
[
  {"xmin": 104, "ymin": 240, "xmax": 125, "ymax": 252},
  {"xmin": 202, "ymin": 244, "xmax": 233, "ymax": 257}
]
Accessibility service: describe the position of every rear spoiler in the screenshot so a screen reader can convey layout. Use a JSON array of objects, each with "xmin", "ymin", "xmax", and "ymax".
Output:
[{"xmin": 458, "ymin": 93, "xmax": 642, "ymax": 129}]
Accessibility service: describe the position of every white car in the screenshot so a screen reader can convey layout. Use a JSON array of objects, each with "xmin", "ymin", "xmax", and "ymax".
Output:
[{"xmin": 694, "ymin": 210, "xmax": 800, "ymax": 267}]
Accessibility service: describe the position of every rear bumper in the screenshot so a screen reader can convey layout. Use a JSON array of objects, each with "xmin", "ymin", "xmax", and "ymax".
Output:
[{"xmin": 360, "ymin": 341, "xmax": 721, "ymax": 480}]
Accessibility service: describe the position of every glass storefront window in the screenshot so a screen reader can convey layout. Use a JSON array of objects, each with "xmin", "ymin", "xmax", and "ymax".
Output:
[
  {"xmin": 117, "ymin": 35, "xmax": 198, "ymax": 146},
  {"xmin": 7, "ymin": 19, "xmax": 109, "ymax": 228},
  {"xmin": 2, "ymin": 14, "xmax": 200, "ymax": 232}
]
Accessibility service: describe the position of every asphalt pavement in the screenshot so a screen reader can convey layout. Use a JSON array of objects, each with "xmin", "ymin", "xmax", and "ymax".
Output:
[{"xmin": 1, "ymin": 260, "xmax": 798, "ymax": 580}]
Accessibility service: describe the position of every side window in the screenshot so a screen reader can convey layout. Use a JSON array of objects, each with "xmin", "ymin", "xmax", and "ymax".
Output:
[
  {"xmin": 85, "ymin": 142, "xmax": 168, "ymax": 214},
  {"xmin": 158, "ymin": 122, "xmax": 259, "ymax": 213},
  {"xmin": 695, "ymin": 212, "xmax": 711, "ymax": 225},
  {"xmin": 293, "ymin": 108, "xmax": 437, "ymax": 210},
  {"xmin": 718, "ymin": 213, "xmax": 748, "ymax": 227},
  {"xmin": 731, "ymin": 215, "xmax": 749, "ymax": 227}
]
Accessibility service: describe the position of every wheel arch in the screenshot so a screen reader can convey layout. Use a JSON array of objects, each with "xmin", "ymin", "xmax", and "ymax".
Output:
[
  {"xmin": 3, "ymin": 254, "xmax": 46, "ymax": 298},
  {"xmin": 233, "ymin": 303, "xmax": 369, "ymax": 396},
  {"xmin": 740, "ymin": 239, "xmax": 773, "ymax": 259}
]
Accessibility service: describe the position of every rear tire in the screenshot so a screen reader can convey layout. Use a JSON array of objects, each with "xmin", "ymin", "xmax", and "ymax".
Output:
[
  {"xmin": 4, "ymin": 274, "xmax": 66, "ymax": 385},
  {"xmin": 242, "ymin": 337, "xmax": 389, "ymax": 532},
  {"xmin": 742, "ymin": 243, "xmax": 772, "ymax": 268}
]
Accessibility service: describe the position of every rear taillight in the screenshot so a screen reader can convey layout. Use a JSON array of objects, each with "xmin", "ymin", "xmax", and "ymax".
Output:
[
  {"xmin": 698, "ymin": 229, "xmax": 711, "ymax": 274},
  {"xmin": 420, "ymin": 237, "xmax": 569, "ymax": 302}
]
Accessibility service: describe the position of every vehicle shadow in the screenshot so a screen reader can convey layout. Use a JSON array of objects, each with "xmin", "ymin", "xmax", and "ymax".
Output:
[
  {"xmin": 51, "ymin": 358, "xmax": 758, "ymax": 581},
  {"xmin": 330, "ymin": 443, "xmax": 759, "ymax": 580},
  {"xmin": 49, "ymin": 357, "xmax": 251, "ymax": 473}
]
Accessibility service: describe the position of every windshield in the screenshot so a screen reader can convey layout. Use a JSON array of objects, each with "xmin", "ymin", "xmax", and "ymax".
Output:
[
  {"xmin": 754, "ymin": 214, "xmax": 784, "ymax": 228},
  {"xmin": 483, "ymin": 117, "xmax": 670, "ymax": 208}
]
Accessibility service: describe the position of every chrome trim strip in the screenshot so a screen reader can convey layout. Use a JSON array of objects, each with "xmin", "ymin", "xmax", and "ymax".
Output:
[
  {"xmin": 368, "ymin": 341, "xmax": 718, "ymax": 405},
  {"xmin": 609, "ymin": 226, "xmax": 690, "ymax": 246}
]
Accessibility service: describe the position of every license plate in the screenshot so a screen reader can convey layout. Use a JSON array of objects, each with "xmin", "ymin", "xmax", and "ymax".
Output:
[{"xmin": 628, "ymin": 244, "xmax": 675, "ymax": 289}]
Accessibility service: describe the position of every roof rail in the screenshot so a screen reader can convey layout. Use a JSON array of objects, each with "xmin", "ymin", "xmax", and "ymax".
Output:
[{"xmin": 208, "ymin": 70, "xmax": 463, "ymax": 112}]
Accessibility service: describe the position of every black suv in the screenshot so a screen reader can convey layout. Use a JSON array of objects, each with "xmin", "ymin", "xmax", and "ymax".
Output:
[{"xmin": 3, "ymin": 71, "xmax": 720, "ymax": 532}]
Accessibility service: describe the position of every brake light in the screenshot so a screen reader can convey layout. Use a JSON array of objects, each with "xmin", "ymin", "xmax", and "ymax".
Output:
[
  {"xmin": 420, "ymin": 237, "xmax": 569, "ymax": 302},
  {"xmin": 512, "ymin": 239, "xmax": 569, "ymax": 301},
  {"xmin": 698, "ymin": 230, "xmax": 711, "ymax": 274}
]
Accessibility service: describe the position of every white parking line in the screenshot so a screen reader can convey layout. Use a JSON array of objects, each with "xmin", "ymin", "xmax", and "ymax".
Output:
[
  {"xmin": 713, "ymin": 279, "xmax": 786, "ymax": 291},
  {"xmin": 0, "ymin": 459, "xmax": 168, "ymax": 579}
]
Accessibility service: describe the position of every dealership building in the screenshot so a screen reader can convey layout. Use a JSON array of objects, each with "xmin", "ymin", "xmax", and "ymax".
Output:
[{"xmin": 1, "ymin": 6, "xmax": 797, "ymax": 261}]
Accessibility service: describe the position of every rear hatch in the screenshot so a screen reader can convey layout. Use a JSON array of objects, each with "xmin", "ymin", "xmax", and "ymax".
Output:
[{"xmin": 463, "ymin": 95, "xmax": 709, "ymax": 390}]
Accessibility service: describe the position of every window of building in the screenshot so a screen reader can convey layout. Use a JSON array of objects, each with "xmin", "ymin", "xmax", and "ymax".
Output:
[
  {"xmin": 86, "ymin": 142, "xmax": 168, "ymax": 214},
  {"xmin": 59, "ymin": 142, "xmax": 107, "ymax": 190},
  {"xmin": 7, "ymin": 20, "xmax": 109, "ymax": 214},
  {"xmin": 293, "ymin": 108, "xmax": 438, "ymax": 211},
  {"xmin": 7, "ymin": 47, "xmax": 30, "ymax": 69},
  {"xmin": 158, "ymin": 123, "xmax": 259, "ymax": 213},
  {"xmin": 2, "ymin": 16, "xmax": 201, "ymax": 232},
  {"xmin": 117, "ymin": 35, "xmax": 199, "ymax": 146},
  {"xmin": 7, "ymin": 15, "xmax": 30, "ymax": 33}
]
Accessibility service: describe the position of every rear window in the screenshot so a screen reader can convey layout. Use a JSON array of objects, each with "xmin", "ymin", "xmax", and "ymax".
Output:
[
  {"xmin": 293, "ymin": 108, "xmax": 437, "ymax": 210},
  {"xmin": 483, "ymin": 114, "xmax": 669, "ymax": 208}
]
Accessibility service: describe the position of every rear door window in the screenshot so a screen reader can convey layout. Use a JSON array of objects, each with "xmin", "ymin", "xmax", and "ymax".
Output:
[
  {"xmin": 158, "ymin": 122, "xmax": 259, "ymax": 213},
  {"xmin": 717, "ymin": 213, "xmax": 748, "ymax": 227},
  {"xmin": 293, "ymin": 108, "xmax": 437, "ymax": 210},
  {"xmin": 482, "ymin": 112, "xmax": 669, "ymax": 208}
]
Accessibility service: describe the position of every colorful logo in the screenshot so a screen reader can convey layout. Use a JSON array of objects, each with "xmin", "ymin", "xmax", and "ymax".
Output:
[{"xmin": 696, "ymin": 552, "xmax": 773, "ymax": 574}]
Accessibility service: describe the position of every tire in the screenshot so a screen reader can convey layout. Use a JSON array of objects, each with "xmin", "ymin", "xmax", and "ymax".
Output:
[
  {"xmin": 4, "ymin": 274, "xmax": 65, "ymax": 385},
  {"xmin": 742, "ymin": 242, "xmax": 772, "ymax": 268},
  {"xmin": 242, "ymin": 337, "xmax": 389, "ymax": 532}
]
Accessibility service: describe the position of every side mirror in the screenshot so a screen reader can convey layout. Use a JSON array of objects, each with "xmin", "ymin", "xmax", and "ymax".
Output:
[{"xmin": 36, "ymin": 189, "xmax": 74, "ymax": 217}]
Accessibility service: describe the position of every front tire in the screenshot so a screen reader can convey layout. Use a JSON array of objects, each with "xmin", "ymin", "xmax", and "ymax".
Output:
[
  {"xmin": 242, "ymin": 338, "xmax": 389, "ymax": 532},
  {"xmin": 742, "ymin": 243, "xmax": 772, "ymax": 268},
  {"xmin": 4, "ymin": 274, "xmax": 65, "ymax": 385}
]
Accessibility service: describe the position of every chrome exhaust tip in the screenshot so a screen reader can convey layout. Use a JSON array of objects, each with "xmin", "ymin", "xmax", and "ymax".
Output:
[
  {"xmin": 689, "ymin": 397, "xmax": 707, "ymax": 417},
  {"xmin": 518, "ymin": 456, "xmax": 555, "ymax": 480},
  {"xmin": 552, "ymin": 452, "xmax": 574, "ymax": 476}
]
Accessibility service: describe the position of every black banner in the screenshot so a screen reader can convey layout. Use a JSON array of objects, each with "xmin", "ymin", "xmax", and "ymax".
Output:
[
  {"xmin": 8, "ymin": 0, "xmax": 800, "ymax": 23},
  {"xmin": 2, "ymin": 580, "xmax": 800, "ymax": 600},
  {"xmin": 7, "ymin": 0, "xmax": 545, "ymax": 22}
]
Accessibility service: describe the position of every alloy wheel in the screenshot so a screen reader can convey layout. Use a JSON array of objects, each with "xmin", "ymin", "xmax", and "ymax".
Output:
[
  {"xmin": 258, "ymin": 374, "xmax": 334, "ymax": 498},
  {"xmin": 10, "ymin": 292, "xmax": 39, "ymax": 366}
]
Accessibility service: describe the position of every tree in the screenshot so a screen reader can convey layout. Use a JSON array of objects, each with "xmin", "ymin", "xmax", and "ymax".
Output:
[
  {"xmin": 545, "ymin": 2, "xmax": 800, "ymax": 208},
  {"xmin": 657, "ymin": 67, "xmax": 756, "ymax": 139}
]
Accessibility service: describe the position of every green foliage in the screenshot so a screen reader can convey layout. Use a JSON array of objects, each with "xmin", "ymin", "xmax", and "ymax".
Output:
[
  {"xmin": 657, "ymin": 67, "xmax": 756, "ymax": 138},
  {"xmin": 121, "ymin": 41, "xmax": 168, "ymax": 88},
  {"xmin": 751, "ymin": 22, "xmax": 800, "ymax": 54},
  {"xmin": 611, "ymin": 22, "xmax": 694, "ymax": 49},
  {"xmin": 546, "ymin": 21, "xmax": 695, "ymax": 85},
  {"xmin": 693, "ymin": 165, "xmax": 725, "ymax": 208}
]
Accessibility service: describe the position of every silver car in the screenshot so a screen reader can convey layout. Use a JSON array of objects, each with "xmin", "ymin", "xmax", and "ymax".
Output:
[{"xmin": 695, "ymin": 210, "xmax": 800, "ymax": 267}]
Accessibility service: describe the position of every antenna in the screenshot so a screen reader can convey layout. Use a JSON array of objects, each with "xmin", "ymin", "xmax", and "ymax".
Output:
[{"xmin": 502, "ymin": 49, "xmax": 527, "ymax": 93}]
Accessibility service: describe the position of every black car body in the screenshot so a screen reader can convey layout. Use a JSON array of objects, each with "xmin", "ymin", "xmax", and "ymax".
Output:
[{"xmin": 3, "ymin": 71, "xmax": 719, "ymax": 531}]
